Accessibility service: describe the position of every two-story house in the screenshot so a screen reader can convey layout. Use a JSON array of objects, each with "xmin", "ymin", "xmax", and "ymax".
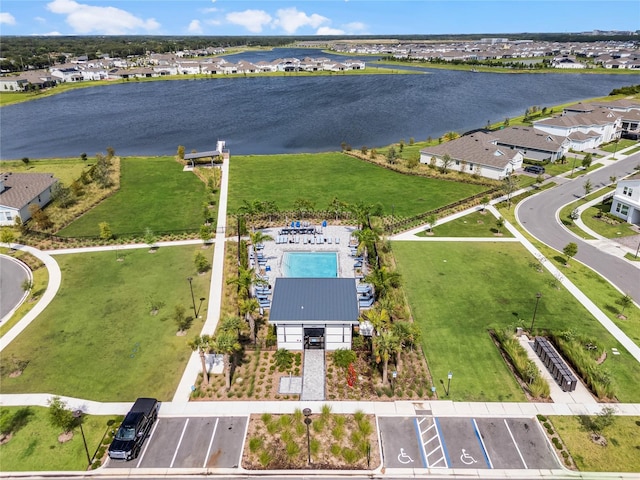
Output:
[{"xmin": 610, "ymin": 174, "xmax": 640, "ymax": 225}]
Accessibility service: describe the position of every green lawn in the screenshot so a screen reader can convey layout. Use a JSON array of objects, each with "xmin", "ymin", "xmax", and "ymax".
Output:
[
  {"xmin": 582, "ymin": 204, "xmax": 638, "ymax": 239},
  {"xmin": 623, "ymin": 145, "xmax": 640, "ymax": 156},
  {"xmin": 551, "ymin": 415, "xmax": 640, "ymax": 472},
  {"xmin": 557, "ymin": 187, "xmax": 616, "ymax": 240},
  {"xmin": 415, "ymin": 210, "xmax": 513, "ymax": 237},
  {"xmin": 599, "ymin": 139, "xmax": 637, "ymax": 153},
  {"xmin": 0, "ymin": 406, "xmax": 119, "ymax": 471},
  {"xmin": 229, "ymin": 153, "xmax": 487, "ymax": 217},
  {"xmin": 59, "ymin": 157, "xmax": 208, "ymax": 237},
  {"xmin": 393, "ymin": 241, "xmax": 640, "ymax": 402},
  {"xmin": 0, "ymin": 245, "xmax": 212, "ymax": 401},
  {"xmin": 1, "ymin": 157, "xmax": 89, "ymax": 185}
]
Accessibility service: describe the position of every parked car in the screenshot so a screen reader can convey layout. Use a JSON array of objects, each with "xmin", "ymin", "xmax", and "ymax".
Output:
[
  {"xmin": 108, "ymin": 398, "xmax": 159, "ymax": 461},
  {"xmin": 524, "ymin": 165, "xmax": 545, "ymax": 174}
]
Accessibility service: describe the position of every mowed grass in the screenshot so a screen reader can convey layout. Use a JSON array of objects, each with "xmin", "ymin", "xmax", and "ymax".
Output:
[
  {"xmin": 0, "ymin": 157, "xmax": 88, "ymax": 185},
  {"xmin": 393, "ymin": 241, "xmax": 640, "ymax": 402},
  {"xmin": 0, "ymin": 245, "xmax": 212, "ymax": 401},
  {"xmin": 0, "ymin": 406, "xmax": 118, "ymax": 471},
  {"xmin": 415, "ymin": 210, "xmax": 513, "ymax": 237},
  {"xmin": 551, "ymin": 416, "xmax": 640, "ymax": 472},
  {"xmin": 229, "ymin": 153, "xmax": 487, "ymax": 217},
  {"xmin": 59, "ymin": 157, "xmax": 207, "ymax": 237}
]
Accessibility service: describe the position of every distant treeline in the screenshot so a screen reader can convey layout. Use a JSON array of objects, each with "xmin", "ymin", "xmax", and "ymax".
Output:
[
  {"xmin": 1, "ymin": 33, "xmax": 637, "ymax": 73},
  {"xmin": 609, "ymin": 85, "xmax": 640, "ymax": 95}
]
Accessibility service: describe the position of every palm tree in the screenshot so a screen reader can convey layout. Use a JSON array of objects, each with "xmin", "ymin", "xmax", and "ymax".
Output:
[
  {"xmin": 220, "ymin": 315, "xmax": 243, "ymax": 337},
  {"xmin": 189, "ymin": 334, "xmax": 212, "ymax": 386},
  {"xmin": 392, "ymin": 321, "xmax": 421, "ymax": 372},
  {"xmin": 364, "ymin": 306, "xmax": 391, "ymax": 335},
  {"xmin": 212, "ymin": 330, "xmax": 241, "ymax": 390},
  {"xmin": 353, "ymin": 227, "xmax": 378, "ymax": 258},
  {"xmin": 373, "ymin": 331, "xmax": 401, "ymax": 386},
  {"xmin": 239, "ymin": 298, "xmax": 260, "ymax": 343},
  {"xmin": 227, "ymin": 266, "xmax": 267, "ymax": 300},
  {"xmin": 249, "ymin": 230, "xmax": 273, "ymax": 249},
  {"xmin": 365, "ymin": 265, "xmax": 401, "ymax": 300}
]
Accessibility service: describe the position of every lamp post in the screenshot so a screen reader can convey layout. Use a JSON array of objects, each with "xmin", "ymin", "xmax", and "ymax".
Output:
[
  {"xmin": 446, "ymin": 371, "xmax": 453, "ymax": 397},
  {"xmin": 530, "ymin": 292, "xmax": 542, "ymax": 332},
  {"xmin": 186, "ymin": 277, "xmax": 197, "ymax": 319},
  {"xmin": 570, "ymin": 156, "xmax": 577, "ymax": 177},
  {"xmin": 197, "ymin": 297, "xmax": 206, "ymax": 318},
  {"xmin": 303, "ymin": 408, "xmax": 312, "ymax": 464},
  {"xmin": 72, "ymin": 410, "xmax": 91, "ymax": 468}
]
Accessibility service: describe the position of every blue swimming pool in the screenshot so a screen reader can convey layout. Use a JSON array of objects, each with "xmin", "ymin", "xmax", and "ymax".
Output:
[{"xmin": 283, "ymin": 252, "xmax": 338, "ymax": 278}]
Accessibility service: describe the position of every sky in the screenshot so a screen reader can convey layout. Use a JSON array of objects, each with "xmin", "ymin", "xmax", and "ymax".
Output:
[{"xmin": 0, "ymin": 0, "xmax": 638, "ymax": 37}]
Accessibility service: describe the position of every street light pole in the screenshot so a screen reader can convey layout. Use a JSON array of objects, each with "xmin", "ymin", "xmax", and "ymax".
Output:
[
  {"xmin": 446, "ymin": 371, "xmax": 453, "ymax": 397},
  {"xmin": 187, "ymin": 277, "xmax": 197, "ymax": 319},
  {"xmin": 73, "ymin": 410, "xmax": 91, "ymax": 468},
  {"xmin": 530, "ymin": 292, "xmax": 542, "ymax": 332},
  {"xmin": 303, "ymin": 408, "xmax": 312, "ymax": 464}
]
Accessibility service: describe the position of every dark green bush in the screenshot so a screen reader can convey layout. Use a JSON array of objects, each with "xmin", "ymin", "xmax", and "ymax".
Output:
[{"xmin": 332, "ymin": 349, "xmax": 357, "ymax": 369}]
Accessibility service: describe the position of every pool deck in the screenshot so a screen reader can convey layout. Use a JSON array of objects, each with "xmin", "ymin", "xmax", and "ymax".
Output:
[{"xmin": 251, "ymin": 225, "xmax": 364, "ymax": 285}]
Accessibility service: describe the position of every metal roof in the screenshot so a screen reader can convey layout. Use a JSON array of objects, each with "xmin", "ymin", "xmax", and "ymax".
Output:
[
  {"xmin": 269, "ymin": 278, "xmax": 359, "ymax": 323},
  {"xmin": 183, "ymin": 150, "xmax": 221, "ymax": 160}
]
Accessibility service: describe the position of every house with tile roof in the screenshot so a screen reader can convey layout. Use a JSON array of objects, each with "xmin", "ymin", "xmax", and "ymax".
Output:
[
  {"xmin": 610, "ymin": 173, "xmax": 640, "ymax": 225},
  {"xmin": 419, "ymin": 131, "xmax": 523, "ymax": 180},
  {"xmin": 0, "ymin": 172, "xmax": 58, "ymax": 226}
]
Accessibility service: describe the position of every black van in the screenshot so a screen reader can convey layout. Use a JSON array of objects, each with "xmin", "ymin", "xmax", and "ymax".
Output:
[{"xmin": 524, "ymin": 165, "xmax": 545, "ymax": 174}]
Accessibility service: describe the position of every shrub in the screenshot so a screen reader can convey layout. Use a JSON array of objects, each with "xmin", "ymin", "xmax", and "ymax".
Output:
[
  {"xmin": 330, "ymin": 443, "xmax": 341, "ymax": 456},
  {"xmin": 274, "ymin": 349, "xmax": 293, "ymax": 371},
  {"xmin": 342, "ymin": 447, "xmax": 358, "ymax": 464},
  {"xmin": 258, "ymin": 450, "xmax": 272, "ymax": 467}
]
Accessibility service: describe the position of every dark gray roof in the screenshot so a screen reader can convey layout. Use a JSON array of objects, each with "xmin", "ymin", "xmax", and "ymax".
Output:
[
  {"xmin": 0, "ymin": 172, "xmax": 57, "ymax": 209},
  {"xmin": 269, "ymin": 278, "xmax": 359, "ymax": 323},
  {"xmin": 184, "ymin": 150, "xmax": 221, "ymax": 160}
]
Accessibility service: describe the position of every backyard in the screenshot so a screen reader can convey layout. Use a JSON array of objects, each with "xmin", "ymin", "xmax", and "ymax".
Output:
[
  {"xmin": 392, "ymin": 241, "xmax": 640, "ymax": 402},
  {"xmin": 228, "ymin": 152, "xmax": 487, "ymax": 218},
  {"xmin": 0, "ymin": 245, "xmax": 212, "ymax": 401},
  {"xmin": 58, "ymin": 156, "xmax": 210, "ymax": 237}
]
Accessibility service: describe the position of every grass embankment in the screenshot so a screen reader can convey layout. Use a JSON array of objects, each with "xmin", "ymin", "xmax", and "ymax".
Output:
[
  {"xmin": 0, "ymin": 249, "xmax": 49, "ymax": 337},
  {"xmin": 0, "ymin": 245, "xmax": 212, "ymax": 401},
  {"xmin": 393, "ymin": 241, "xmax": 640, "ymax": 402},
  {"xmin": 59, "ymin": 157, "xmax": 208, "ymax": 237},
  {"xmin": 0, "ymin": 406, "xmax": 119, "ymax": 471},
  {"xmin": 551, "ymin": 416, "xmax": 640, "ymax": 472},
  {"xmin": 415, "ymin": 210, "xmax": 514, "ymax": 237},
  {"xmin": 229, "ymin": 153, "xmax": 486, "ymax": 218}
]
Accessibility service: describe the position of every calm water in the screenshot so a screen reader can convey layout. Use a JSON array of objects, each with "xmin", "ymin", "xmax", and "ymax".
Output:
[
  {"xmin": 1, "ymin": 48, "xmax": 638, "ymax": 159},
  {"xmin": 283, "ymin": 252, "xmax": 338, "ymax": 278}
]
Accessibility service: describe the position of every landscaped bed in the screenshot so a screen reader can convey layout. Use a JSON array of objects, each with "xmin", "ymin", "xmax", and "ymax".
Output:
[
  {"xmin": 242, "ymin": 406, "xmax": 380, "ymax": 470},
  {"xmin": 0, "ymin": 245, "xmax": 212, "ymax": 401}
]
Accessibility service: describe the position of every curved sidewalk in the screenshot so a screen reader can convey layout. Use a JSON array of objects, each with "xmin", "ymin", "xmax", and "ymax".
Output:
[{"xmin": 0, "ymin": 244, "xmax": 61, "ymax": 352}]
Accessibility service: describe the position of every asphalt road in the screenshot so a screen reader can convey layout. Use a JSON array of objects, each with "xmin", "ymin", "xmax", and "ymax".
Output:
[
  {"xmin": 517, "ymin": 152, "xmax": 640, "ymax": 304},
  {"xmin": 0, "ymin": 254, "xmax": 29, "ymax": 319}
]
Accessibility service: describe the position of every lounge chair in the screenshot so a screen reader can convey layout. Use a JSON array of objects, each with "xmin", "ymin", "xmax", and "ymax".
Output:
[
  {"xmin": 335, "ymin": 237, "xmax": 340, "ymax": 244},
  {"xmin": 327, "ymin": 237, "xmax": 332, "ymax": 244},
  {"xmin": 295, "ymin": 236, "xmax": 300, "ymax": 244},
  {"xmin": 309, "ymin": 237, "xmax": 315, "ymax": 244}
]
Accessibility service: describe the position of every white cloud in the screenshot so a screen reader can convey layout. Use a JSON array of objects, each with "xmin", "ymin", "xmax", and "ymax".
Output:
[
  {"xmin": 344, "ymin": 22, "xmax": 367, "ymax": 33},
  {"xmin": 0, "ymin": 12, "xmax": 16, "ymax": 25},
  {"xmin": 46, "ymin": 0, "xmax": 160, "ymax": 34},
  {"xmin": 316, "ymin": 26, "xmax": 344, "ymax": 35},
  {"xmin": 32, "ymin": 31, "xmax": 63, "ymax": 36},
  {"xmin": 201, "ymin": 7, "xmax": 219, "ymax": 14},
  {"xmin": 205, "ymin": 19, "xmax": 222, "ymax": 26},
  {"xmin": 35, "ymin": 16, "xmax": 47, "ymax": 24},
  {"xmin": 187, "ymin": 19, "xmax": 203, "ymax": 34},
  {"xmin": 274, "ymin": 7, "xmax": 329, "ymax": 34},
  {"xmin": 226, "ymin": 9, "xmax": 272, "ymax": 33}
]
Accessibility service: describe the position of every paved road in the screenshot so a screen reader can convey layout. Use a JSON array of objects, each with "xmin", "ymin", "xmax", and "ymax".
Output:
[
  {"xmin": 517, "ymin": 153, "xmax": 640, "ymax": 304},
  {"xmin": 0, "ymin": 254, "xmax": 29, "ymax": 319}
]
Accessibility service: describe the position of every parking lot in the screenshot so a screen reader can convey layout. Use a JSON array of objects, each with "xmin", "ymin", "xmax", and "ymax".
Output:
[
  {"xmin": 106, "ymin": 416, "xmax": 247, "ymax": 469},
  {"xmin": 379, "ymin": 416, "xmax": 560, "ymax": 470}
]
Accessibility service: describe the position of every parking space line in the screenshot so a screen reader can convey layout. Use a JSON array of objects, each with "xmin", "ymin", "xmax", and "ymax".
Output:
[
  {"xmin": 472, "ymin": 418, "xmax": 492, "ymax": 469},
  {"xmin": 169, "ymin": 419, "xmax": 189, "ymax": 468},
  {"xmin": 136, "ymin": 419, "xmax": 160, "ymax": 469},
  {"xmin": 202, "ymin": 418, "xmax": 219, "ymax": 468},
  {"xmin": 503, "ymin": 419, "xmax": 528, "ymax": 469},
  {"xmin": 413, "ymin": 418, "xmax": 428, "ymax": 468},
  {"xmin": 434, "ymin": 418, "xmax": 450, "ymax": 468}
]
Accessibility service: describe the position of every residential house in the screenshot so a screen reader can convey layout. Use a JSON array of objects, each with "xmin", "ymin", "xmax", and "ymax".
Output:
[
  {"xmin": 268, "ymin": 278, "xmax": 359, "ymax": 351},
  {"xmin": 551, "ymin": 55, "xmax": 586, "ymax": 69},
  {"xmin": 419, "ymin": 131, "xmax": 523, "ymax": 180},
  {"xmin": 0, "ymin": 172, "xmax": 58, "ymax": 226},
  {"xmin": 533, "ymin": 108, "xmax": 621, "ymax": 151},
  {"xmin": 494, "ymin": 126, "xmax": 570, "ymax": 162},
  {"xmin": 0, "ymin": 76, "xmax": 29, "ymax": 91},
  {"xmin": 610, "ymin": 174, "xmax": 640, "ymax": 224}
]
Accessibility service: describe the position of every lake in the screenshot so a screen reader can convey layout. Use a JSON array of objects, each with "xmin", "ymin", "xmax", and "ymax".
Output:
[{"xmin": 1, "ymin": 48, "xmax": 638, "ymax": 159}]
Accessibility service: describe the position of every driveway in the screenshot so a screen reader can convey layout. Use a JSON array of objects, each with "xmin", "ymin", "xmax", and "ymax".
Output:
[{"xmin": 517, "ymin": 152, "xmax": 640, "ymax": 304}]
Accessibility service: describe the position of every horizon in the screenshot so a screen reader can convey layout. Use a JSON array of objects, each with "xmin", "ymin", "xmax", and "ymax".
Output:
[{"xmin": 1, "ymin": 1, "xmax": 639, "ymax": 37}]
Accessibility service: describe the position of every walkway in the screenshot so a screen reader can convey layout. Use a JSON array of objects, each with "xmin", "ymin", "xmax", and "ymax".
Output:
[{"xmin": 300, "ymin": 349, "xmax": 325, "ymax": 401}]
